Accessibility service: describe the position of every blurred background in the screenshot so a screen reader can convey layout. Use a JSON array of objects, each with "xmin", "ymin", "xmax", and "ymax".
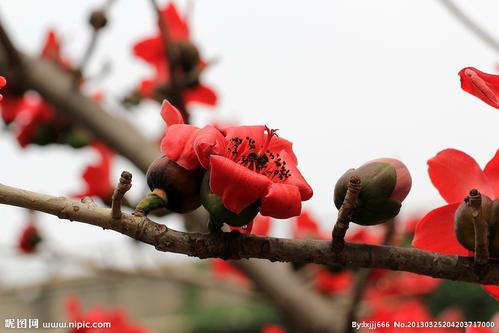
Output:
[{"xmin": 0, "ymin": 0, "xmax": 498, "ymax": 332}]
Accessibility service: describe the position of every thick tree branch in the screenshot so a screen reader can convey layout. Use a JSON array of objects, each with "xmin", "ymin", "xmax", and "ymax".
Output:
[{"xmin": 1, "ymin": 182, "xmax": 498, "ymax": 287}]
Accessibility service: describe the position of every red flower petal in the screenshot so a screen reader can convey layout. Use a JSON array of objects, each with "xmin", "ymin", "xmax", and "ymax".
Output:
[
  {"xmin": 346, "ymin": 228, "xmax": 384, "ymax": 244},
  {"xmin": 211, "ymin": 259, "xmax": 249, "ymax": 287},
  {"xmin": 161, "ymin": 99, "xmax": 184, "ymax": 126},
  {"xmin": 374, "ymin": 272, "xmax": 440, "ymax": 297},
  {"xmin": 209, "ymin": 155, "xmax": 271, "ymax": 214},
  {"xmin": 133, "ymin": 36, "xmax": 164, "ymax": 65},
  {"xmin": 41, "ymin": 30, "xmax": 61, "ymax": 61},
  {"xmin": 428, "ymin": 149, "xmax": 493, "ymax": 203},
  {"xmin": 252, "ymin": 215, "xmax": 271, "ymax": 236},
  {"xmin": 194, "ymin": 125, "xmax": 226, "ymax": 169},
  {"xmin": 184, "ymin": 84, "xmax": 218, "ymax": 106},
  {"xmin": 260, "ymin": 183, "xmax": 302, "ymax": 218},
  {"xmin": 138, "ymin": 79, "xmax": 156, "ymax": 98},
  {"xmin": 315, "ymin": 270, "xmax": 353, "ymax": 294},
  {"xmin": 74, "ymin": 143, "xmax": 114, "ymax": 200},
  {"xmin": 459, "ymin": 67, "xmax": 499, "ymax": 109},
  {"xmin": 278, "ymin": 150, "xmax": 313, "ymax": 201},
  {"xmin": 412, "ymin": 204, "xmax": 471, "ymax": 256},
  {"xmin": 161, "ymin": 124, "xmax": 201, "ymax": 170},
  {"xmin": 161, "ymin": 3, "xmax": 189, "ymax": 40},
  {"xmin": 293, "ymin": 211, "xmax": 322, "ymax": 239},
  {"xmin": 483, "ymin": 149, "xmax": 499, "ymax": 198},
  {"xmin": 482, "ymin": 285, "xmax": 499, "ymax": 300},
  {"xmin": 223, "ymin": 125, "xmax": 267, "ymax": 149}
]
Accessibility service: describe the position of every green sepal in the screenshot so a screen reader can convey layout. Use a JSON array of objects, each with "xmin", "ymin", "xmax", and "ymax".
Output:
[
  {"xmin": 200, "ymin": 172, "xmax": 260, "ymax": 228},
  {"xmin": 134, "ymin": 192, "xmax": 168, "ymax": 216}
]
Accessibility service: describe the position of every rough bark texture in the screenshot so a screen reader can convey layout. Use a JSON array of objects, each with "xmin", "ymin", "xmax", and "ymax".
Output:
[{"xmin": 1, "ymin": 182, "xmax": 498, "ymax": 286}]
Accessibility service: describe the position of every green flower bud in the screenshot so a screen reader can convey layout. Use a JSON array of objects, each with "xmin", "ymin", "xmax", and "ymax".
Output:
[
  {"xmin": 454, "ymin": 195, "xmax": 499, "ymax": 257},
  {"xmin": 334, "ymin": 158, "xmax": 412, "ymax": 225}
]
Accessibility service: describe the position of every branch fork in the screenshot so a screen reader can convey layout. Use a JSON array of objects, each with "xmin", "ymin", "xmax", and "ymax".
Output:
[
  {"xmin": 468, "ymin": 189, "xmax": 490, "ymax": 268},
  {"xmin": 332, "ymin": 175, "xmax": 361, "ymax": 252}
]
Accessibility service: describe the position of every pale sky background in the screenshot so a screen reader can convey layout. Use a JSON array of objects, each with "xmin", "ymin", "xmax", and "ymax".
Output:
[{"xmin": 0, "ymin": 0, "xmax": 499, "ymax": 286}]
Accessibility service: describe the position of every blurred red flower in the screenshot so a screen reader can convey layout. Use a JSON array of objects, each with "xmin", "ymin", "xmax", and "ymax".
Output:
[
  {"xmin": 459, "ymin": 67, "xmax": 499, "ymax": 109},
  {"xmin": 292, "ymin": 211, "xmax": 325, "ymax": 240},
  {"xmin": 261, "ymin": 324, "xmax": 286, "ymax": 333},
  {"xmin": 160, "ymin": 100, "xmax": 312, "ymax": 219},
  {"xmin": 363, "ymin": 299, "xmax": 459, "ymax": 333},
  {"xmin": 74, "ymin": 143, "xmax": 114, "ymax": 204},
  {"xmin": 133, "ymin": 3, "xmax": 217, "ymax": 107},
  {"xmin": 210, "ymin": 259, "xmax": 249, "ymax": 288},
  {"xmin": 230, "ymin": 214, "xmax": 271, "ymax": 235},
  {"xmin": 66, "ymin": 296, "xmax": 151, "ymax": 333},
  {"xmin": 412, "ymin": 148, "xmax": 499, "ymax": 299},
  {"xmin": 18, "ymin": 223, "xmax": 42, "ymax": 254},
  {"xmin": 0, "ymin": 76, "xmax": 6, "ymax": 101},
  {"xmin": 0, "ymin": 30, "xmax": 77, "ymax": 148}
]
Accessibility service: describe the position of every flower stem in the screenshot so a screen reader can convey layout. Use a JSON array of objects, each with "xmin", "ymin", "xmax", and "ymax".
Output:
[{"xmin": 133, "ymin": 188, "xmax": 168, "ymax": 217}]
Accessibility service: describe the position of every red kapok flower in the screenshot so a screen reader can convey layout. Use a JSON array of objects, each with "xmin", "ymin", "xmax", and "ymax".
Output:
[
  {"xmin": 18, "ymin": 223, "xmax": 42, "ymax": 254},
  {"xmin": 459, "ymin": 67, "xmax": 499, "ymax": 109},
  {"xmin": 160, "ymin": 100, "xmax": 313, "ymax": 219},
  {"xmin": 74, "ymin": 143, "xmax": 114, "ymax": 203},
  {"xmin": 412, "ymin": 148, "xmax": 499, "ymax": 299},
  {"xmin": 133, "ymin": 3, "xmax": 217, "ymax": 107}
]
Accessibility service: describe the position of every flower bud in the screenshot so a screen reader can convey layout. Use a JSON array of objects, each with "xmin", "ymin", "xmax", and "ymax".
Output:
[
  {"xmin": 200, "ymin": 172, "xmax": 259, "ymax": 228},
  {"xmin": 171, "ymin": 40, "xmax": 200, "ymax": 75},
  {"xmin": 136, "ymin": 156, "xmax": 204, "ymax": 215},
  {"xmin": 454, "ymin": 195, "xmax": 499, "ymax": 257},
  {"xmin": 334, "ymin": 158, "xmax": 412, "ymax": 225},
  {"xmin": 89, "ymin": 10, "xmax": 108, "ymax": 30},
  {"xmin": 18, "ymin": 224, "xmax": 42, "ymax": 254}
]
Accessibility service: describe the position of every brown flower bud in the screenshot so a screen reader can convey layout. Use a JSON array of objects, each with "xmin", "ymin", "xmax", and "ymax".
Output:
[{"xmin": 89, "ymin": 10, "xmax": 108, "ymax": 30}]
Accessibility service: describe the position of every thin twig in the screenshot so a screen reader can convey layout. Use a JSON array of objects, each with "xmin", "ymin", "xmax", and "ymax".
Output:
[
  {"xmin": 74, "ymin": 0, "xmax": 117, "ymax": 85},
  {"xmin": 147, "ymin": 0, "xmax": 188, "ymax": 122},
  {"xmin": 437, "ymin": 0, "xmax": 499, "ymax": 53},
  {"xmin": 1, "ymin": 182, "xmax": 498, "ymax": 286},
  {"xmin": 332, "ymin": 176, "xmax": 361, "ymax": 252},
  {"xmin": 468, "ymin": 189, "xmax": 489, "ymax": 267},
  {"xmin": 111, "ymin": 171, "xmax": 132, "ymax": 219}
]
